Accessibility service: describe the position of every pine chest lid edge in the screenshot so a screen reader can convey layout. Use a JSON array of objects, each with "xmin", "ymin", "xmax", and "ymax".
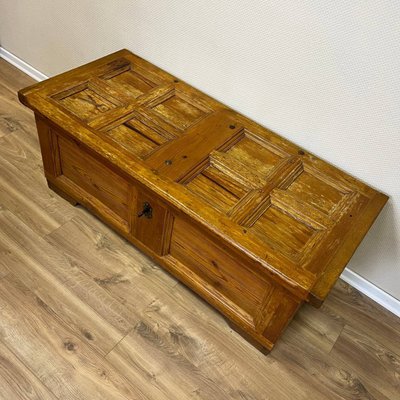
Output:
[{"xmin": 18, "ymin": 49, "xmax": 389, "ymax": 302}]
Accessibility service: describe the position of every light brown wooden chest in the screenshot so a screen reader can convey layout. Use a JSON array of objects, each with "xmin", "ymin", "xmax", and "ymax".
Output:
[{"xmin": 19, "ymin": 50, "xmax": 388, "ymax": 352}]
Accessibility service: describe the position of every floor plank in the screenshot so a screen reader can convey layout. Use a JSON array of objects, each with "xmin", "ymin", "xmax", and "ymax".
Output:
[
  {"xmin": 0, "ymin": 79, "xmax": 35, "ymax": 138},
  {"xmin": 0, "ymin": 341, "xmax": 57, "ymax": 400},
  {"xmin": 322, "ymin": 280, "xmax": 400, "ymax": 356},
  {"xmin": 0, "ymin": 210, "xmax": 136, "ymax": 355},
  {"xmin": 0, "ymin": 205, "xmax": 11, "ymax": 279},
  {"xmin": 0, "ymin": 123, "xmax": 42, "ymax": 169},
  {"xmin": 274, "ymin": 317, "xmax": 391, "ymax": 400},
  {"xmin": 0, "ymin": 59, "xmax": 35, "ymax": 93},
  {"xmin": 107, "ymin": 282, "xmax": 343, "ymax": 400},
  {"xmin": 0, "ymin": 273, "xmax": 148, "ymax": 400},
  {"xmin": 285, "ymin": 303, "xmax": 345, "ymax": 353},
  {"xmin": 0, "ymin": 267, "xmax": 9, "ymax": 280},
  {"xmin": 0, "ymin": 133, "xmax": 78, "ymax": 236},
  {"xmin": 45, "ymin": 211, "xmax": 178, "ymax": 314},
  {"xmin": 330, "ymin": 324, "xmax": 400, "ymax": 400}
]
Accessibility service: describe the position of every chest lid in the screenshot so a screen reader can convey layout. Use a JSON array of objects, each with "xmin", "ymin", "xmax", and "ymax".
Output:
[{"xmin": 19, "ymin": 49, "xmax": 388, "ymax": 303}]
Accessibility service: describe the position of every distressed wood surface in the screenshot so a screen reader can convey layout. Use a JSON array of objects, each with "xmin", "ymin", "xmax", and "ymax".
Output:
[
  {"xmin": 17, "ymin": 49, "xmax": 388, "ymax": 351},
  {"xmin": 18, "ymin": 49, "xmax": 388, "ymax": 302},
  {"xmin": 1, "ymin": 59, "xmax": 398, "ymax": 399}
]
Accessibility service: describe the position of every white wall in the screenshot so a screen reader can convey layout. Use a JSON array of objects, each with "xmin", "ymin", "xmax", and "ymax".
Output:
[{"xmin": 1, "ymin": 1, "xmax": 399, "ymax": 300}]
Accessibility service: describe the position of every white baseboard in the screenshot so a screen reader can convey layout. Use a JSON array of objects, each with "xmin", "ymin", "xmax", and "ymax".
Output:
[
  {"xmin": 0, "ymin": 47, "xmax": 48, "ymax": 81},
  {"xmin": 1, "ymin": 45, "xmax": 399, "ymax": 320},
  {"xmin": 340, "ymin": 268, "xmax": 400, "ymax": 318}
]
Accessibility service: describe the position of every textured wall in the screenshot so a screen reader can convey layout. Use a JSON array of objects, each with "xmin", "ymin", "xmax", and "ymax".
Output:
[{"xmin": 1, "ymin": 1, "xmax": 399, "ymax": 299}]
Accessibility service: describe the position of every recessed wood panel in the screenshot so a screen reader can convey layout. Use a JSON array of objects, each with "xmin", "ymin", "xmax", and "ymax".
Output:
[
  {"xmin": 152, "ymin": 92, "xmax": 207, "ymax": 130},
  {"xmin": 250, "ymin": 205, "xmax": 317, "ymax": 260},
  {"xmin": 58, "ymin": 135, "xmax": 130, "ymax": 222},
  {"xmin": 286, "ymin": 170, "xmax": 346, "ymax": 215},
  {"xmin": 58, "ymin": 87, "xmax": 118, "ymax": 121},
  {"xmin": 105, "ymin": 69, "xmax": 156, "ymax": 98},
  {"xmin": 185, "ymin": 172, "xmax": 240, "ymax": 212},
  {"xmin": 106, "ymin": 123, "xmax": 158, "ymax": 159},
  {"xmin": 225, "ymin": 134, "xmax": 283, "ymax": 177},
  {"xmin": 169, "ymin": 218, "xmax": 271, "ymax": 321}
]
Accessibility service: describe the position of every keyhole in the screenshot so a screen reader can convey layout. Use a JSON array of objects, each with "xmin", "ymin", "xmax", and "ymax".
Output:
[{"xmin": 137, "ymin": 202, "xmax": 152, "ymax": 219}]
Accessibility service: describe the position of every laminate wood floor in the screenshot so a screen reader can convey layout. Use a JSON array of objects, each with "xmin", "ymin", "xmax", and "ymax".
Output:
[{"xmin": 0, "ymin": 58, "xmax": 399, "ymax": 400}]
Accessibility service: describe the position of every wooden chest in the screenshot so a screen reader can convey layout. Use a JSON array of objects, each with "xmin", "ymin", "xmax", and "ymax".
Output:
[{"xmin": 19, "ymin": 50, "xmax": 388, "ymax": 352}]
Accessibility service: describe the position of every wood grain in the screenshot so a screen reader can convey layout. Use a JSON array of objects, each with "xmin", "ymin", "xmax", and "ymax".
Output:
[
  {"xmin": 273, "ymin": 330, "xmax": 390, "ymax": 400},
  {"xmin": 0, "ymin": 129, "xmax": 78, "ymax": 236},
  {"xmin": 0, "ymin": 341, "xmax": 57, "ymax": 400},
  {"xmin": 0, "ymin": 59, "xmax": 34, "ymax": 93},
  {"xmin": 0, "ymin": 210, "xmax": 136, "ymax": 355},
  {"xmin": 106, "ymin": 282, "xmax": 325, "ymax": 400},
  {"xmin": 0, "ymin": 274, "xmax": 147, "ymax": 400},
  {"xmin": 322, "ymin": 280, "xmax": 400, "ymax": 357},
  {"xmin": 45, "ymin": 210, "xmax": 178, "ymax": 317},
  {"xmin": 330, "ymin": 324, "xmax": 400, "ymax": 400},
  {"xmin": 0, "ymin": 61, "xmax": 35, "ymax": 139}
]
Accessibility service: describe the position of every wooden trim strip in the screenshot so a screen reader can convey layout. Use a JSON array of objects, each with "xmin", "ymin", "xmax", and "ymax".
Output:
[
  {"xmin": 145, "ymin": 110, "xmax": 244, "ymax": 182},
  {"xmin": 229, "ymin": 155, "xmax": 303, "ymax": 226}
]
